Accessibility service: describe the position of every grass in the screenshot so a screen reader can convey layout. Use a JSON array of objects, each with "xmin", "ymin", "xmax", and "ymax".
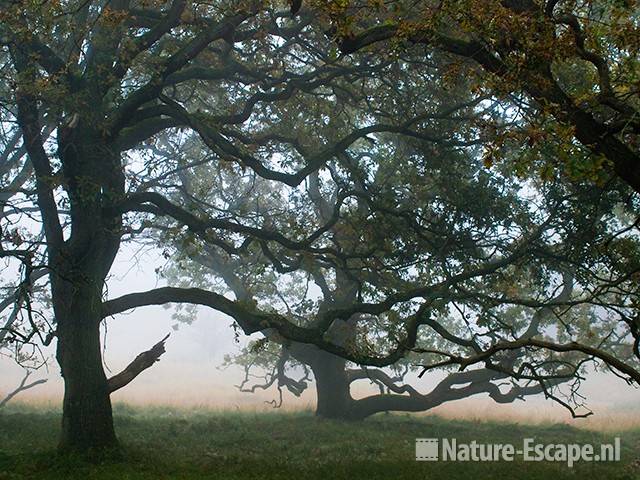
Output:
[{"xmin": 1, "ymin": 403, "xmax": 639, "ymax": 479}]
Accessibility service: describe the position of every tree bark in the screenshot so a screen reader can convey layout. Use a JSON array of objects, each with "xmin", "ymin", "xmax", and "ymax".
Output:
[
  {"xmin": 289, "ymin": 344, "xmax": 355, "ymax": 419},
  {"xmin": 107, "ymin": 334, "xmax": 170, "ymax": 393},
  {"xmin": 52, "ymin": 127, "xmax": 125, "ymax": 452},
  {"xmin": 56, "ymin": 285, "xmax": 118, "ymax": 452},
  {"xmin": 312, "ymin": 352, "xmax": 353, "ymax": 419}
]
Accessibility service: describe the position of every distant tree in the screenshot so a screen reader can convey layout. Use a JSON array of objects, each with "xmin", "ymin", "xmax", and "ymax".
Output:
[{"xmin": 161, "ymin": 124, "xmax": 638, "ymax": 421}]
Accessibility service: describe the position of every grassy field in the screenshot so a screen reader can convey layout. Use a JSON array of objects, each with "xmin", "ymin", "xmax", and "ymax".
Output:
[{"xmin": 1, "ymin": 403, "xmax": 639, "ymax": 479}]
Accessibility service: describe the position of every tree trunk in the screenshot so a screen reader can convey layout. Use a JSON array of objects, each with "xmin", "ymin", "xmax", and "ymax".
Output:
[
  {"xmin": 292, "ymin": 344, "xmax": 442, "ymax": 421},
  {"xmin": 287, "ymin": 343, "xmax": 355, "ymax": 419},
  {"xmin": 307, "ymin": 350, "xmax": 354, "ymax": 420},
  {"xmin": 52, "ymin": 128, "xmax": 124, "ymax": 453},
  {"xmin": 56, "ymin": 284, "xmax": 118, "ymax": 452}
]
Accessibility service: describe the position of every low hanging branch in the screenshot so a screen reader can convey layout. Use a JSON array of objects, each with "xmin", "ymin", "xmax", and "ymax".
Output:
[
  {"xmin": 107, "ymin": 334, "xmax": 170, "ymax": 393},
  {"xmin": 0, "ymin": 370, "xmax": 48, "ymax": 409}
]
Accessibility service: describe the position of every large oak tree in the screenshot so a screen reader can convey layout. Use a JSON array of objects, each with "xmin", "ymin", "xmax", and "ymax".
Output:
[{"xmin": 1, "ymin": 0, "xmax": 638, "ymax": 453}]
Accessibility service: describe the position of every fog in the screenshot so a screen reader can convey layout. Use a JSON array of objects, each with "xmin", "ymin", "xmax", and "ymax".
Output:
[{"xmin": 2, "ymin": 245, "xmax": 639, "ymax": 430}]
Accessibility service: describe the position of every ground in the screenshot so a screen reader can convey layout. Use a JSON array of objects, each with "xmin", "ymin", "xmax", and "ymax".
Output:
[{"xmin": 1, "ymin": 403, "xmax": 639, "ymax": 479}]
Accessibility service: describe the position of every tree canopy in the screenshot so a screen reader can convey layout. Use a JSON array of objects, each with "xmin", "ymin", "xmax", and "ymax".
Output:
[
  {"xmin": 317, "ymin": 0, "xmax": 639, "ymax": 190},
  {"xmin": 0, "ymin": 0, "xmax": 638, "ymax": 452}
]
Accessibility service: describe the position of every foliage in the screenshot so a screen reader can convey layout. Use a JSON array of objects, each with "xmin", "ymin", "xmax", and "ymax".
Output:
[{"xmin": 312, "ymin": 0, "xmax": 640, "ymax": 190}]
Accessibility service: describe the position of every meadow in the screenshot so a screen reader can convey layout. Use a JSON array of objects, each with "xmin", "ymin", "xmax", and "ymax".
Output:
[{"xmin": 1, "ymin": 403, "xmax": 639, "ymax": 479}]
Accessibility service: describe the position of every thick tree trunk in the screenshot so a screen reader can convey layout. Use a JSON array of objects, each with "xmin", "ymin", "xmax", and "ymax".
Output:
[
  {"xmin": 300, "ymin": 348, "xmax": 355, "ymax": 420},
  {"xmin": 292, "ymin": 344, "xmax": 442, "ymax": 421},
  {"xmin": 287, "ymin": 343, "xmax": 354, "ymax": 418},
  {"xmin": 51, "ymin": 129, "xmax": 124, "ymax": 453},
  {"xmin": 56, "ymin": 285, "xmax": 118, "ymax": 452}
]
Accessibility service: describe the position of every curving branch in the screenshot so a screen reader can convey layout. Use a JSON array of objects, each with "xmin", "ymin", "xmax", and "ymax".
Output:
[
  {"xmin": 418, "ymin": 337, "xmax": 640, "ymax": 385},
  {"xmin": 0, "ymin": 370, "xmax": 47, "ymax": 410}
]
